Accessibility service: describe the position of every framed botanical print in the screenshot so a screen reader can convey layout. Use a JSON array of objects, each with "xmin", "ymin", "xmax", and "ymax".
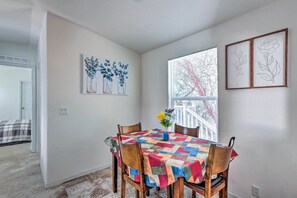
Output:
[
  {"xmin": 82, "ymin": 54, "xmax": 129, "ymax": 95},
  {"xmin": 252, "ymin": 29, "xmax": 288, "ymax": 88},
  {"xmin": 226, "ymin": 39, "xmax": 251, "ymax": 89}
]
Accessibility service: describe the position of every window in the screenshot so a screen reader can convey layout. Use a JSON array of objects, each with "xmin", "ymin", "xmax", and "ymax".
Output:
[{"xmin": 169, "ymin": 48, "xmax": 218, "ymax": 141}]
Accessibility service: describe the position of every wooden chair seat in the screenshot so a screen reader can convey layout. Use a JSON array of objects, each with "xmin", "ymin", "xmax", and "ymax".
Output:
[{"xmin": 184, "ymin": 175, "xmax": 224, "ymax": 196}]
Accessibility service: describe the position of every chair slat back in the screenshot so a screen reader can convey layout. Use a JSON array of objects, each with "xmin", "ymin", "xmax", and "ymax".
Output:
[
  {"xmin": 117, "ymin": 134, "xmax": 143, "ymax": 171},
  {"xmin": 118, "ymin": 122, "xmax": 142, "ymax": 135},
  {"xmin": 174, "ymin": 124, "xmax": 199, "ymax": 138},
  {"xmin": 206, "ymin": 137, "xmax": 235, "ymax": 176},
  {"xmin": 208, "ymin": 145, "xmax": 233, "ymax": 175}
]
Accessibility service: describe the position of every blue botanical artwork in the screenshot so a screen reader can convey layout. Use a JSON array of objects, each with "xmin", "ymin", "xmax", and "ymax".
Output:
[
  {"xmin": 112, "ymin": 62, "xmax": 128, "ymax": 95},
  {"xmin": 99, "ymin": 59, "xmax": 114, "ymax": 94},
  {"xmin": 82, "ymin": 54, "xmax": 129, "ymax": 95},
  {"xmin": 84, "ymin": 56, "xmax": 100, "ymax": 93}
]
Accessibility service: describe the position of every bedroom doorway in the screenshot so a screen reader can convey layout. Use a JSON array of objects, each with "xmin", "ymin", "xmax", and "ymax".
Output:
[{"xmin": 0, "ymin": 65, "xmax": 35, "ymax": 150}]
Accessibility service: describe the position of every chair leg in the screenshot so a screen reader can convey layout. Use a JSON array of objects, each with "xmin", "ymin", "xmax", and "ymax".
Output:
[
  {"xmin": 167, "ymin": 185, "xmax": 172, "ymax": 198},
  {"xmin": 140, "ymin": 191, "xmax": 146, "ymax": 198},
  {"xmin": 146, "ymin": 190, "xmax": 150, "ymax": 196},
  {"xmin": 136, "ymin": 190, "xmax": 139, "ymax": 198},
  {"xmin": 205, "ymin": 191, "xmax": 211, "ymax": 198},
  {"xmin": 121, "ymin": 178, "xmax": 126, "ymax": 198},
  {"xmin": 173, "ymin": 178, "xmax": 184, "ymax": 198},
  {"xmin": 221, "ymin": 169, "xmax": 229, "ymax": 198},
  {"xmin": 112, "ymin": 154, "xmax": 118, "ymax": 193},
  {"xmin": 192, "ymin": 190, "xmax": 196, "ymax": 198},
  {"xmin": 220, "ymin": 187, "xmax": 228, "ymax": 198}
]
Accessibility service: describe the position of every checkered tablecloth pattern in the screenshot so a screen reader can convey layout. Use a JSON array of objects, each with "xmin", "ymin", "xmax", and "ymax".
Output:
[{"xmin": 113, "ymin": 130, "xmax": 237, "ymax": 188}]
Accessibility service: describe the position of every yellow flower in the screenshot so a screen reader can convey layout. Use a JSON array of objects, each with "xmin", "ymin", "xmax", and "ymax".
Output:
[{"xmin": 157, "ymin": 111, "xmax": 166, "ymax": 120}]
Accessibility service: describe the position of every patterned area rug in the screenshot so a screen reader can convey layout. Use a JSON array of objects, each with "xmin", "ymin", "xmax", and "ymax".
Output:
[
  {"xmin": 61, "ymin": 167, "xmax": 171, "ymax": 198},
  {"xmin": 66, "ymin": 181, "xmax": 93, "ymax": 198},
  {"xmin": 60, "ymin": 167, "xmax": 196, "ymax": 198},
  {"xmin": 102, "ymin": 186, "xmax": 168, "ymax": 198}
]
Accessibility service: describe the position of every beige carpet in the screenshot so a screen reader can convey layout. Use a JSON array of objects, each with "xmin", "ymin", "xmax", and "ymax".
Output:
[{"xmin": 0, "ymin": 143, "xmax": 199, "ymax": 198}]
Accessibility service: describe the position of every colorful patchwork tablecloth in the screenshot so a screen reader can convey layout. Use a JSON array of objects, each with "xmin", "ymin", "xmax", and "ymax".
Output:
[{"xmin": 112, "ymin": 130, "xmax": 237, "ymax": 188}]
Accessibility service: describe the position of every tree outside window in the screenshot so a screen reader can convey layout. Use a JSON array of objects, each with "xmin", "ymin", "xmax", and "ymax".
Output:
[{"xmin": 169, "ymin": 48, "xmax": 218, "ymax": 141}]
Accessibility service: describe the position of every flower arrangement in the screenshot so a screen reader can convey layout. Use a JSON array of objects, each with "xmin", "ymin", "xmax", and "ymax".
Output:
[{"xmin": 157, "ymin": 108, "xmax": 175, "ymax": 128}]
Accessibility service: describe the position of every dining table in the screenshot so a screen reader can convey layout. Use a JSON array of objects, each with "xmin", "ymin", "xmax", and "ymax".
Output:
[{"xmin": 108, "ymin": 129, "xmax": 238, "ymax": 198}]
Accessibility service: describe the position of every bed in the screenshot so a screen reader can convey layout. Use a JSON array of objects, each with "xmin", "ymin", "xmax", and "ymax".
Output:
[{"xmin": 0, "ymin": 120, "xmax": 31, "ymax": 144}]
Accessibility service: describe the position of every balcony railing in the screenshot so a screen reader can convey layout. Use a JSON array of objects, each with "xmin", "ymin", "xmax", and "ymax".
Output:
[{"xmin": 174, "ymin": 103, "xmax": 217, "ymax": 142}]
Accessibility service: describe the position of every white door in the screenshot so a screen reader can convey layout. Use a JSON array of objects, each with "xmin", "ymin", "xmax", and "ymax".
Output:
[{"xmin": 20, "ymin": 82, "xmax": 32, "ymax": 120}]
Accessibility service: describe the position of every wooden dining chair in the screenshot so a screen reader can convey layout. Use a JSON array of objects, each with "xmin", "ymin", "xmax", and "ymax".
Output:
[
  {"xmin": 184, "ymin": 137, "xmax": 236, "ymax": 198},
  {"xmin": 116, "ymin": 122, "xmax": 143, "ymax": 194},
  {"xmin": 174, "ymin": 124, "xmax": 199, "ymax": 138},
  {"xmin": 117, "ymin": 133, "xmax": 149, "ymax": 198},
  {"xmin": 118, "ymin": 122, "xmax": 142, "ymax": 135},
  {"xmin": 117, "ymin": 134, "xmax": 171, "ymax": 198}
]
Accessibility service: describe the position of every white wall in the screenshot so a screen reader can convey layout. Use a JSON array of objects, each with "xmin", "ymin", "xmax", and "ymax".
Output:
[
  {"xmin": 0, "ymin": 42, "xmax": 37, "ymax": 67},
  {"xmin": 141, "ymin": 1, "xmax": 297, "ymax": 197},
  {"xmin": 45, "ymin": 13, "xmax": 141, "ymax": 186},
  {"xmin": 38, "ymin": 12, "xmax": 48, "ymax": 186},
  {"xmin": 0, "ymin": 65, "xmax": 31, "ymax": 120}
]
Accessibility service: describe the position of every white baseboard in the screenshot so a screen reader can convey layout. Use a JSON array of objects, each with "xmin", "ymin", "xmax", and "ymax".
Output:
[
  {"xmin": 229, "ymin": 192, "xmax": 242, "ymax": 198},
  {"xmin": 45, "ymin": 163, "xmax": 111, "ymax": 188}
]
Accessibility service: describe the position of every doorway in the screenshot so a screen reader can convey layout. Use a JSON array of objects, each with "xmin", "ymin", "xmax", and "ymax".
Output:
[{"xmin": 0, "ymin": 65, "xmax": 35, "ymax": 150}]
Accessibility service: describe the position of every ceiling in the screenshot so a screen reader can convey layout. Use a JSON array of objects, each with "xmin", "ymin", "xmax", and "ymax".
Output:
[
  {"xmin": 1, "ymin": 0, "xmax": 278, "ymax": 53},
  {"xmin": 0, "ymin": 0, "xmax": 33, "ymax": 45},
  {"xmin": 0, "ymin": 0, "xmax": 44, "ymax": 46}
]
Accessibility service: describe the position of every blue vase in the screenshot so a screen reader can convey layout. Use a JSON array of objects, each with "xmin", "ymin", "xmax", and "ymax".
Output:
[{"xmin": 163, "ymin": 131, "xmax": 169, "ymax": 141}]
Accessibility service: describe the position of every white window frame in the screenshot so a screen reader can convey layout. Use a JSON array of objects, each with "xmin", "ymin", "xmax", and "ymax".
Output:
[{"xmin": 168, "ymin": 47, "xmax": 218, "ymax": 142}]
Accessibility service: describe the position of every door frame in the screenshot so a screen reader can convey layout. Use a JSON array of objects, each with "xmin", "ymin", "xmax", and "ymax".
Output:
[
  {"xmin": 0, "ymin": 63, "xmax": 38, "ymax": 153},
  {"xmin": 31, "ymin": 64, "xmax": 38, "ymax": 153}
]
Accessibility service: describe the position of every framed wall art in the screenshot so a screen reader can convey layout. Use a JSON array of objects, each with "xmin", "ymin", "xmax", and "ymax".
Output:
[
  {"xmin": 226, "ymin": 28, "xmax": 288, "ymax": 90},
  {"xmin": 82, "ymin": 54, "xmax": 129, "ymax": 95},
  {"xmin": 252, "ymin": 29, "xmax": 288, "ymax": 88},
  {"xmin": 226, "ymin": 39, "xmax": 251, "ymax": 89}
]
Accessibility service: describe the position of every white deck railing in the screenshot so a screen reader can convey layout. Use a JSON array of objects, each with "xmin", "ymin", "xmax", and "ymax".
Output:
[{"xmin": 175, "ymin": 104, "xmax": 217, "ymax": 142}]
